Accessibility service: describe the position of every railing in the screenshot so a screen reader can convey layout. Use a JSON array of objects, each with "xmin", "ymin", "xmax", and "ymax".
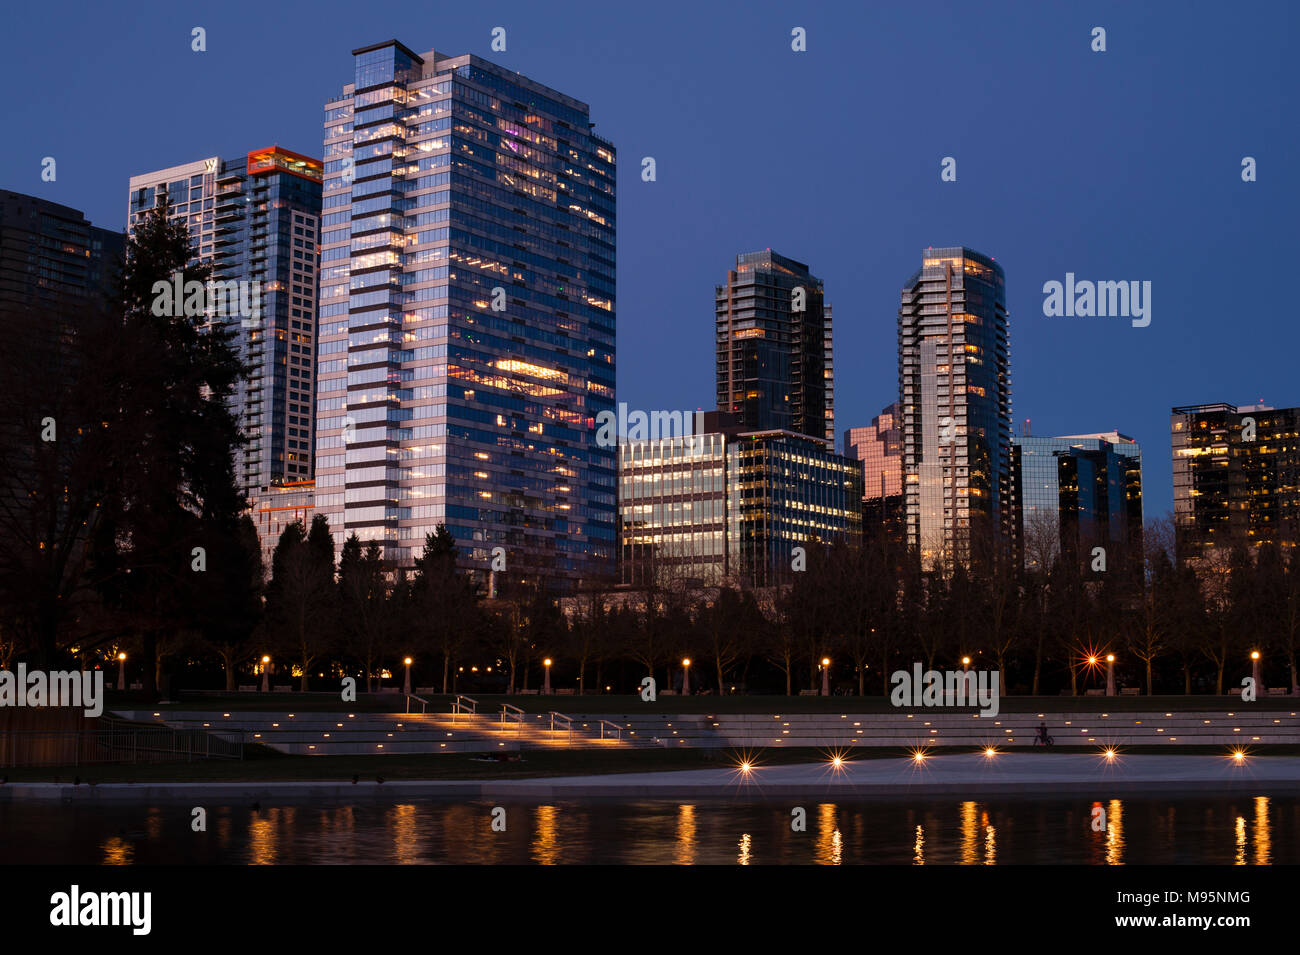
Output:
[
  {"xmin": 405, "ymin": 694, "xmax": 429, "ymax": 714},
  {"xmin": 595, "ymin": 720, "xmax": 622, "ymax": 741},
  {"xmin": 1, "ymin": 720, "xmax": 243, "ymax": 768},
  {"xmin": 500, "ymin": 703, "xmax": 525, "ymax": 733},
  {"xmin": 548, "ymin": 711, "xmax": 573, "ymax": 743},
  {"xmin": 451, "ymin": 695, "xmax": 478, "ymax": 722}
]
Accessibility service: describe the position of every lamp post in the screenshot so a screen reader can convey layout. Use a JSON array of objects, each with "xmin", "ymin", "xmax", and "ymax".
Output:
[
  {"xmin": 821, "ymin": 657, "xmax": 831, "ymax": 697},
  {"xmin": 1251, "ymin": 651, "xmax": 1262, "ymax": 697},
  {"xmin": 116, "ymin": 652, "xmax": 127, "ymax": 691},
  {"xmin": 403, "ymin": 657, "xmax": 413, "ymax": 696},
  {"xmin": 1105, "ymin": 654, "xmax": 1115, "ymax": 697},
  {"xmin": 682, "ymin": 658, "xmax": 691, "ymax": 696},
  {"xmin": 261, "ymin": 655, "xmax": 271, "ymax": 693},
  {"xmin": 961, "ymin": 656, "xmax": 971, "ymax": 672},
  {"xmin": 543, "ymin": 658, "xmax": 552, "ymax": 695}
]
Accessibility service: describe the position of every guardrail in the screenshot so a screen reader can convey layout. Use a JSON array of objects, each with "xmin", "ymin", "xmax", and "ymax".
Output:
[
  {"xmin": 548, "ymin": 711, "xmax": 574, "ymax": 743},
  {"xmin": 1, "ymin": 720, "xmax": 243, "ymax": 767},
  {"xmin": 451, "ymin": 695, "xmax": 478, "ymax": 722},
  {"xmin": 595, "ymin": 719, "xmax": 622, "ymax": 741},
  {"xmin": 500, "ymin": 703, "xmax": 525, "ymax": 733},
  {"xmin": 404, "ymin": 694, "xmax": 429, "ymax": 714}
]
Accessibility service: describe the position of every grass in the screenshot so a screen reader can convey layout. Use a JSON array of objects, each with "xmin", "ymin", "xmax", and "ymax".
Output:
[
  {"xmin": 5, "ymin": 743, "xmax": 1298, "ymax": 785},
  {"xmin": 120, "ymin": 691, "xmax": 1300, "ymax": 716}
]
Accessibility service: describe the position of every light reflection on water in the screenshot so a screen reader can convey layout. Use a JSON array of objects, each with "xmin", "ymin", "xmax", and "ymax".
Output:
[{"xmin": 1, "ymin": 795, "xmax": 1293, "ymax": 865}]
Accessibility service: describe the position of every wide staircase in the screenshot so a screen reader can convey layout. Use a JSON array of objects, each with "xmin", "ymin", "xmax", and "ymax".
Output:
[
  {"xmin": 114, "ymin": 697, "xmax": 655, "ymax": 756},
  {"xmin": 600, "ymin": 707, "xmax": 1300, "ymax": 749},
  {"xmin": 111, "ymin": 699, "xmax": 1300, "ymax": 756}
]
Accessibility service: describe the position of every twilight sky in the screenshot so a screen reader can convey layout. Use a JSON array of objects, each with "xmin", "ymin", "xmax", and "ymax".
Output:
[{"xmin": 3, "ymin": 0, "xmax": 1295, "ymax": 518}]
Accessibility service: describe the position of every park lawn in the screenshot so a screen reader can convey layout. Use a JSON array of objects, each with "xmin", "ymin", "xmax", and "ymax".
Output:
[{"xmin": 122, "ymin": 691, "xmax": 1300, "ymax": 716}]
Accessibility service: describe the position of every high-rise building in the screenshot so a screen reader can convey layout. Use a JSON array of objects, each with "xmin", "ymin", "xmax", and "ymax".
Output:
[
  {"xmin": 620, "ymin": 413, "xmax": 862, "ymax": 588},
  {"xmin": 315, "ymin": 41, "xmax": 616, "ymax": 587},
  {"xmin": 844, "ymin": 401, "xmax": 904, "ymax": 543},
  {"xmin": 0, "ymin": 190, "xmax": 122, "ymax": 310},
  {"xmin": 127, "ymin": 149, "xmax": 324, "ymax": 495},
  {"xmin": 0, "ymin": 192, "xmax": 123, "ymax": 515},
  {"xmin": 1011, "ymin": 431, "xmax": 1142, "ymax": 572},
  {"xmin": 1171, "ymin": 402, "xmax": 1300, "ymax": 562},
  {"xmin": 898, "ymin": 246, "xmax": 1011, "ymax": 568},
  {"xmin": 716, "ymin": 250, "xmax": 833, "ymax": 445},
  {"xmin": 248, "ymin": 480, "xmax": 316, "ymax": 571}
]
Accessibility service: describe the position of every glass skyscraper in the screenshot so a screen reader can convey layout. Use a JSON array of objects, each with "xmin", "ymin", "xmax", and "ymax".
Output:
[
  {"xmin": 1172, "ymin": 402, "xmax": 1300, "ymax": 563},
  {"xmin": 898, "ymin": 247, "xmax": 1011, "ymax": 568},
  {"xmin": 127, "ymin": 149, "xmax": 323, "ymax": 495},
  {"xmin": 1011, "ymin": 431, "xmax": 1142, "ymax": 572},
  {"xmin": 315, "ymin": 41, "xmax": 616, "ymax": 586},
  {"xmin": 716, "ymin": 250, "xmax": 833, "ymax": 446}
]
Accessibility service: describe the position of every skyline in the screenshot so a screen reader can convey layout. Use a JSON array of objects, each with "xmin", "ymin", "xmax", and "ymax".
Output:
[{"xmin": 3, "ymin": 0, "xmax": 1296, "ymax": 519}]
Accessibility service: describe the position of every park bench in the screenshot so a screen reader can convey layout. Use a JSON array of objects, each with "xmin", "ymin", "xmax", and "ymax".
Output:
[
  {"xmin": 1268, "ymin": 687, "xmax": 1290, "ymax": 696},
  {"xmin": 272, "ymin": 685, "xmax": 292, "ymax": 692},
  {"xmin": 799, "ymin": 689, "xmax": 819, "ymax": 696},
  {"xmin": 238, "ymin": 685, "xmax": 257, "ymax": 692},
  {"xmin": 1085, "ymin": 689, "xmax": 1105, "ymax": 696},
  {"xmin": 555, "ymin": 688, "xmax": 574, "ymax": 695},
  {"xmin": 1120, "ymin": 687, "xmax": 1141, "ymax": 695}
]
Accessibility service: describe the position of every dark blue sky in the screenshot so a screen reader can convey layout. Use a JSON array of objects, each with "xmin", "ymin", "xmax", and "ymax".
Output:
[{"xmin": 4, "ymin": 0, "xmax": 1295, "ymax": 519}]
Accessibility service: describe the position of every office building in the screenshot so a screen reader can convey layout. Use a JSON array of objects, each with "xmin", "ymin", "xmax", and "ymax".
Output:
[
  {"xmin": 248, "ymin": 480, "xmax": 316, "ymax": 571},
  {"xmin": 314, "ymin": 40, "xmax": 616, "ymax": 587},
  {"xmin": 844, "ymin": 401, "xmax": 904, "ymax": 543},
  {"xmin": 1172, "ymin": 402, "xmax": 1300, "ymax": 562},
  {"xmin": 620, "ymin": 413, "xmax": 862, "ymax": 588},
  {"xmin": 898, "ymin": 246, "xmax": 1011, "ymax": 568},
  {"xmin": 1012, "ymin": 430, "xmax": 1142, "ymax": 572}
]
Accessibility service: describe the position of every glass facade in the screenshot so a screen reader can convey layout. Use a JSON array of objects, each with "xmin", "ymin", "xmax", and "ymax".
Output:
[
  {"xmin": 728, "ymin": 432, "xmax": 862, "ymax": 587},
  {"xmin": 619, "ymin": 434, "xmax": 728, "ymax": 585},
  {"xmin": 618, "ymin": 428, "xmax": 862, "ymax": 588},
  {"xmin": 844, "ymin": 401, "xmax": 904, "ymax": 542},
  {"xmin": 0, "ymin": 190, "xmax": 121, "ymax": 306},
  {"xmin": 315, "ymin": 41, "xmax": 616, "ymax": 586},
  {"xmin": 1172, "ymin": 403, "xmax": 1300, "ymax": 562},
  {"xmin": 898, "ymin": 247, "xmax": 1011, "ymax": 568},
  {"xmin": 1012, "ymin": 432, "xmax": 1142, "ymax": 571},
  {"xmin": 716, "ymin": 251, "xmax": 833, "ymax": 445},
  {"xmin": 127, "ymin": 149, "xmax": 323, "ymax": 496}
]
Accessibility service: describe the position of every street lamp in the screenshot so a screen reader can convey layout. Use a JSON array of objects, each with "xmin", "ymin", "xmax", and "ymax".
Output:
[
  {"xmin": 1251, "ymin": 650, "xmax": 1262, "ymax": 697},
  {"xmin": 961, "ymin": 656, "xmax": 971, "ymax": 671},
  {"xmin": 403, "ymin": 657, "xmax": 412, "ymax": 696},
  {"xmin": 543, "ymin": 658, "xmax": 552, "ymax": 695},
  {"xmin": 261, "ymin": 655, "xmax": 271, "ymax": 693},
  {"xmin": 1105, "ymin": 654, "xmax": 1115, "ymax": 697},
  {"xmin": 820, "ymin": 657, "xmax": 831, "ymax": 697},
  {"xmin": 682, "ymin": 658, "xmax": 691, "ymax": 696},
  {"xmin": 116, "ymin": 652, "xmax": 127, "ymax": 691}
]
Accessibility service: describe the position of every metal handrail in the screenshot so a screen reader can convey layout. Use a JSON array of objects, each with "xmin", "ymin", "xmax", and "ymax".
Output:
[
  {"xmin": 595, "ymin": 719, "xmax": 622, "ymax": 741},
  {"xmin": 451, "ymin": 695, "xmax": 478, "ymax": 722},
  {"xmin": 548, "ymin": 711, "xmax": 573, "ymax": 742},
  {"xmin": 405, "ymin": 694, "xmax": 429, "ymax": 714}
]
